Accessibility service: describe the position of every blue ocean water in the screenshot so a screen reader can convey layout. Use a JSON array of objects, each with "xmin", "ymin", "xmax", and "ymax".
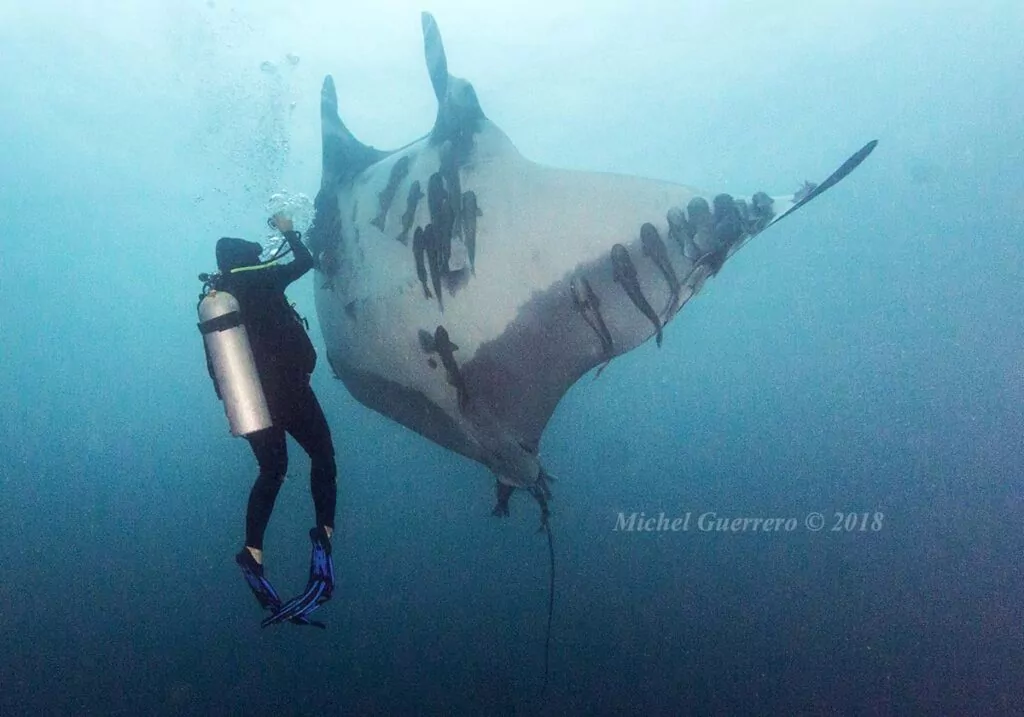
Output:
[{"xmin": 1, "ymin": 2, "xmax": 1022, "ymax": 715}]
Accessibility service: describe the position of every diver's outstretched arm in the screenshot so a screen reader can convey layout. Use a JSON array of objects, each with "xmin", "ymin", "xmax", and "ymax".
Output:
[{"xmin": 268, "ymin": 214, "xmax": 314, "ymax": 287}]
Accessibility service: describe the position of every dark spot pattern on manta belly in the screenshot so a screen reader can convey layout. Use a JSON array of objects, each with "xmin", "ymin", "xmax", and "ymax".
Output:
[
  {"xmin": 397, "ymin": 180, "xmax": 423, "ymax": 244},
  {"xmin": 348, "ymin": 201, "xmax": 364, "ymax": 263},
  {"xmin": 417, "ymin": 328, "xmax": 436, "ymax": 353},
  {"xmin": 458, "ymin": 242, "xmax": 721, "ymax": 447},
  {"xmin": 611, "ymin": 243, "xmax": 663, "ymax": 347},
  {"xmin": 443, "ymin": 267, "xmax": 470, "ymax": 296},
  {"xmin": 462, "ymin": 275, "xmax": 600, "ymax": 446},
  {"xmin": 330, "ymin": 354, "xmax": 483, "ymax": 461},
  {"xmin": 307, "ymin": 187, "xmax": 344, "ymax": 271},
  {"xmin": 639, "ymin": 223, "xmax": 682, "ymax": 318},
  {"xmin": 459, "ymin": 256, "xmax": 674, "ymax": 447},
  {"xmin": 370, "ymin": 155, "xmax": 411, "ymax": 231},
  {"xmin": 318, "ymin": 247, "xmax": 339, "ymax": 291}
]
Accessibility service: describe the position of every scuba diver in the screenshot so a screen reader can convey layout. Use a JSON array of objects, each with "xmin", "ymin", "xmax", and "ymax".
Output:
[{"xmin": 198, "ymin": 214, "xmax": 336, "ymax": 628}]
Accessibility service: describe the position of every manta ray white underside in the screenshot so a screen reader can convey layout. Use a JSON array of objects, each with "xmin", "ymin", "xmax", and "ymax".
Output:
[{"xmin": 305, "ymin": 13, "xmax": 877, "ymax": 516}]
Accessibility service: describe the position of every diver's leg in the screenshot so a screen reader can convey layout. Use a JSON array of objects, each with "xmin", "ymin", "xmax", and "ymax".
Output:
[
  {"xmin": 236, "ymin": 426, "xmax": 289, "ymax": 616},
  {"xmin": 244, "ymin": 425, "xmax": 288, "ymax": 558},
  {"xmin": 286, "ymin": 384, "xmax": 337, "ymax": 536},
  {"xmin": 263, "ymin": 388, "xmax": 337, "ymax": 628}
]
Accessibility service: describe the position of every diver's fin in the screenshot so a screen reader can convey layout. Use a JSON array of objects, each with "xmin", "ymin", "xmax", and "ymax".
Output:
[
  {"xmin": 288, "ymin": 614, "xmax": 327, "ymax": 629},
  {"xmin": 236, "ymin": 549, "xmax": 283, "ymax": 613},
  {"xmin": 261, "ymin": 528, "xmax": 335, "ymax": 628},
  {"xmin": 308, "ymin": 526, "xmax": 335, "ymax": 585},
  {"xmin": 262, "ymin": 579, "xmax": 332, "ymax": 628}
]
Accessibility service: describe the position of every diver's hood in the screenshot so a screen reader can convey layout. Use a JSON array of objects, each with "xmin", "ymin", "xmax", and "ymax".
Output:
[{"xmin": 216, "ymin": 237, "xmax": 263, "ymax": 273}]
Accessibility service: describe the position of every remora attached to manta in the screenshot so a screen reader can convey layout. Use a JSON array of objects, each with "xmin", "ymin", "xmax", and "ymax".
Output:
[{"xmin": 307, "ymin": 13, "xmax": 877, "ymax": 516}]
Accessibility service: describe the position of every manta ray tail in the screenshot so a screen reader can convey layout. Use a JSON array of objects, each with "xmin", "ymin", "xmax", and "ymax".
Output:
[
  {"xmin": 527, "ymin": 482, "xmax": 555, "ymax": 696},
  {"xmin": 541, "ymin": 518, "xmax": 554, "ymax": 696}
]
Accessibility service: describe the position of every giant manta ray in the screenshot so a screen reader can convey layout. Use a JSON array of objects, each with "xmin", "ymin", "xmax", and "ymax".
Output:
[{"xmin": 307, "ymin": 13, "xmax": 876, "ymax": 519}]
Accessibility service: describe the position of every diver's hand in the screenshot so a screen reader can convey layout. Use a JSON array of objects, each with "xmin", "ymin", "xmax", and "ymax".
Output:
[{"xmin": 270, "ymin": 214, "xmax": 294, "ymax": 233}]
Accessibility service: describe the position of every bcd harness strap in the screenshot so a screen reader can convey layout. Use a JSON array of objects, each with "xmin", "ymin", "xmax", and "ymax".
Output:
[{"xmin": 198, "ymin": 310, "xmax": 242, "ymax": 335}]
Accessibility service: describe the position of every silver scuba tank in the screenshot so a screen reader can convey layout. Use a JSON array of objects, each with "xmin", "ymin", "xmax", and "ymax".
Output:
[{"xmin": 198, "ymin": 290, "xmax": 272, "ymax": 436}]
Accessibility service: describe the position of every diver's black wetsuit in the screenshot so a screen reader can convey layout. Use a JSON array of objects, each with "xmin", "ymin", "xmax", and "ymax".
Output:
[{"xmin": 212, "ymin": 231, "xmax": 337, "ymax": 551}]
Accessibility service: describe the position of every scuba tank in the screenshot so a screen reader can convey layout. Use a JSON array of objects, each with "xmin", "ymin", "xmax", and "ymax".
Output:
[{"xmin": 198, "ymin": 288, "xmax": 272, "ymax": 436}]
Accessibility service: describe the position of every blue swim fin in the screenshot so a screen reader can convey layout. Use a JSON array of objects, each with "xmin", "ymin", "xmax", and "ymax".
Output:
[
  {"xmin": 261, "ymin": 527, "xmax": 335, "ymax": 628},
  {"xmin": 236, "ymin": 549, "xmax": 282, "ymax": 613},
  {"xmin": 237, "ymin": 548, "xmax": 326, "ymax": 629}
]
